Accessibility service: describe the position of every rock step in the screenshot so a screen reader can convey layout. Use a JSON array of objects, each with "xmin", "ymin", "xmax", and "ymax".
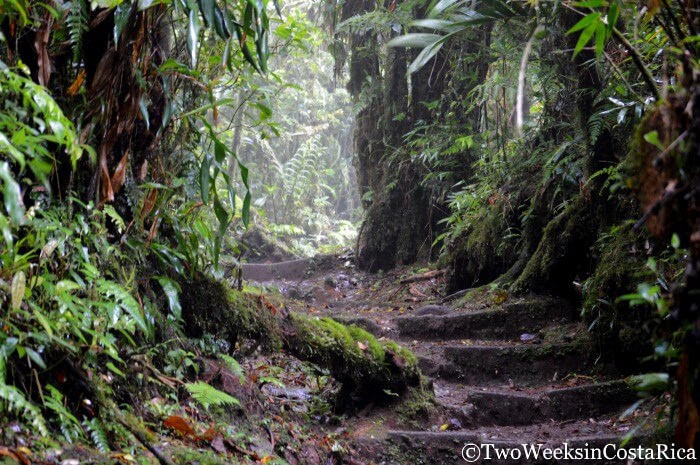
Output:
[
  {"xmin": 371, "ymin": 429, "xmax": 647, "ymax": 465},
  {"xmin": 396, "ymin": 298, "xmax": 576, "ymax": 341},
  {"xmin": 434, "ymin": 380, "xmax": 636, "ymax": 427},
  {"xmin": 418, "ymin": 343, "xmax": 589, "ymax": 385},
  {"xmin": 241, "ymin": 254, "xmax": 336, "ymax": 281}
]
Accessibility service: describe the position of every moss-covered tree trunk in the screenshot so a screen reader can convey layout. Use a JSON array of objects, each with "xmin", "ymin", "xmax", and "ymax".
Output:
[
  {"xmin": 345, "ymin": 7, "xmax": 491, "ymax": 271},
  {"xmin": 179, "ymin": 274, "xmax": 422, "ymax": 407}
]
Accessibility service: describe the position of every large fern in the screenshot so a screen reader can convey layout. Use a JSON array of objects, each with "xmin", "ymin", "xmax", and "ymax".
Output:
[{"xmin": 185, "ymin": 381, "xmax": 241, "ymax": 410}]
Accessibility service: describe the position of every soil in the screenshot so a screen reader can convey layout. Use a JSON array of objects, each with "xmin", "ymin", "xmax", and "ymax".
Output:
[{"xmin": 242, "ymin": 253, "xmax": 669, "ymax": 465}]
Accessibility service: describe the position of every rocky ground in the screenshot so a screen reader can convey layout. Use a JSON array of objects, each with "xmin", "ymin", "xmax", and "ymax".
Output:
[{"xmin": 242, "ymin": 254, "xmax": 670, "ymax": 465}]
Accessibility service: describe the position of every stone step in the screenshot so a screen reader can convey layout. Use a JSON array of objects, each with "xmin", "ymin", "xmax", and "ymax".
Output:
[
  {"xmin": 419, "ymin": 343, "xmax": 589, "ymax": 385},
  {"xmin": 370, "ymin": 429, "xmax": 648, "ymax": 465},
  {"xmin": 396, "ymin": 297, "xmax": 576, "ymax": 341},
  {"xmin": 435, "ymin": 380, "xmax": 637, "ymax": 427}
]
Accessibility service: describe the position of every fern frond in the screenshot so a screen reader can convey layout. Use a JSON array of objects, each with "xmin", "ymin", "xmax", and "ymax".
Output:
[
  {"xmin": 0, "ymin": 384, "xmax": 48, "ymax": 436},
  {"xmin": 66, "ymin": 0, "xmax": 89, "ymax": 63},
  {"xmin": 44, "ymin": 384, "xmax": 83, "ymax": 443},
  {"xmin": 588, "ymin": 112, "xmax": 605, "ymax": 146},
  {"xmin": 83, "ymin": 418, "xmax": 110, "ymax": 453},
  {"xmin": 217, "ymin": 354, "xmax": 245, "ymax": 383},
  {"xmin": 185, "ymin": 381, "xmax": 240, "ymax": 410}
]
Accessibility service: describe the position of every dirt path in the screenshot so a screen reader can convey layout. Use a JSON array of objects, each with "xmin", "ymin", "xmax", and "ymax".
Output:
[{"xmin": 242, "ymin": 255, "xmax": 658, "ymax": 464}]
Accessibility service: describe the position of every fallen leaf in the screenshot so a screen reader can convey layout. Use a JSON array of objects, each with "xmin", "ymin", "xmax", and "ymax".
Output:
[
  {"xmin": 439, "ymin": 423, "xmax": 449, "ymax": 431},
  {"xmin": 357, "ymin": 341, "xmax": 367, "ymax": 351},
  {"xmin": 197, "ymin": 425, "xmax": 217, "ymax": 443},
  {"xmin": 34, "ymin": 14, "xmax": 53, "ymax": 87},
  {"xmin": 408, "ymin": 284, "xmax": 426, "ymax": 297},
  {"xmin": 163, "ymin": 415, "xmax": 196, "ymax": 438}
]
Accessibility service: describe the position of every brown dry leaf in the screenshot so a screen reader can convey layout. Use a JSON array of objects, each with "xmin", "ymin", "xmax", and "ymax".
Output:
[
  {"xmin": 146, "ymin": 216, "xmax": 160, "ymax": 243},
  {"xmin": 260, "ymin": 456, "xmax": 274, "ymax": 464},
  {"xmin": 138, "ymin": 160, "xmax": 148, "ymax": 181},
  {"xmin": 197, "ymin": 425, "xmax": 217, "ymax": 443},
  {"xmin": 99, "ymin": 147, "xmax": 114, "ymax": 205},
  {"xmin": 0, "ymin": 447, "xmax": 30, "ymax": 465},
  {"xmin": 163, "ymin": 415, "xmax": 196, "ymax": 438},
  {"xmin": 111, "ymin": 150, "xmax": 129, "ymax": 194},
  {"xmin": 140, "ymin": 189, "xmax": 158, "ymax": 220}
]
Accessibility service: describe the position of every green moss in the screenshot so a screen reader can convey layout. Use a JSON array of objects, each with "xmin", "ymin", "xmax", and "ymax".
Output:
[
  {"xmin": 581, "ymin": 227, "xmax": 655, "ymax": 361},
  {"xmin": 512, "ymin": 195, "xmax": 597, "ymax": 295},
  {"xmin": 445, "ymin": 205, "xmax": 517, "ymax": 291},
  {"xmin": 289, "ymin": 314, "xmax": 420, "ymax": 404},
  {"xmin": 394, "ymin": 378, "xmax": 437, "ymax": 427},
  {"xmin": 179, "ymin": 274, "xmax": 282, "ymax": 352}
]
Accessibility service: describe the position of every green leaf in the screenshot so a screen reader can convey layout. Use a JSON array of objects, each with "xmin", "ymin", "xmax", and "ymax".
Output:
[
  {"xmin": 572, "ymin": 0, "xmax": 604, "ymax": 7},
  {"xmin": 25, "ymin": 347, "xmax": 47, "ymax": 370},
  {"xmin": 200, "ymin": 154, "xmax": 212, "ymax": 203},
  {"xmin": 607, "ymin": 2, "xmax": 619, "ymax": 38},
  {"xmin": 566, "ymin": 12, "xmax": 601, "ymax": 35},
  {"xmin": 386, "ymin": 33, "xmax": 442, "ymax": 49},
  {"xmin": 572, "ymin": 22, "xmax": 597, "ymax": 57},
  {"xmin": 594, "ymin": 21, "xmax": 606, "ymax": 59},
  {"xmin": 139, "ymin": 96, "xmax": 150, "ymax": 131},
  {"xmin": 629, "ymin": 373, "xmax": 669, "ymax": 392},
  {"xmin": 408, "ymin": 41, "xmax": 444, "ymax": 74},
  {"xmin": 0, "ymin": 161, "xmax": 24, "ymax": 225},
  {"xmin": 11, "ymin": 271, "xmax": 26, "ymax": 310},
  {"xmin": 106, "ymin": 362, "xmax": 126, "ymax": 377},
  {"xmin": 671, "ymin": 233, "xmax": 680, "ymax": 249},
  {"xmin": 411, "ymin": 19, "xmax": 458, "ymax": 32},
  {"xmin": 643, "ymin": 130, "xmax": 664, "ymax": 150},
  {"xmin": 187, "ymin": 8, "xmax": 201, "ymax": 66},
  {"xmin": 156, "ymin": 276, "xmax": 182, "ymax": 321},
  {"xmin": 213, "ymin": 5, "xmax": 230, "ymax": 39},
  {"xmin": 198, "ymin": 0, "xmax": 215, "ymax": 27}
]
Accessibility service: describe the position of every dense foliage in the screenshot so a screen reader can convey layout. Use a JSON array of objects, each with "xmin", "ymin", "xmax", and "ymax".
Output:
[
  {"xmin": 1, "ymin": 0, "xmax": 699, "ymax": 456},
  {"xmin": 337, "ymin": 0, "xmax": 698, "ymax": 448}
]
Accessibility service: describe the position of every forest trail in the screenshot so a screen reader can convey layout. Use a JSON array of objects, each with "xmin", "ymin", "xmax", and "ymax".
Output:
[{"xmin": 243, "ymin": 255, "xmax": 652, "ymax": 464}]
